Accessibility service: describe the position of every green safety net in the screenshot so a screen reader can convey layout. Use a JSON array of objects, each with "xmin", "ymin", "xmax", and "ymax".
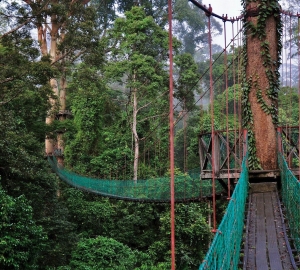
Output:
[
  {"xmin": 199, "ymin": 155, "xmax": 249, "ymax": 270},
  {"xmin": 278, "ymin": 153, "xmax": 300, "ymax": 251},
  {"xmin": 48, "ymin": 157, "xmax": 225, "ymax": 202}
]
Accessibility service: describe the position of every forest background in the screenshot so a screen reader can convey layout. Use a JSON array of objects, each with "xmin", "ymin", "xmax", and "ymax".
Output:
[{"xmin": 0, "ymin": 0, "xmax": 299, "ymax": 269}]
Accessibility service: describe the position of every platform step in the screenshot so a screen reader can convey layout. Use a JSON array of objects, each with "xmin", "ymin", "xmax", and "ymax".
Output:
[{"xmin": 249, "ymin": 182, "xmax": 277, "ymax": 193}]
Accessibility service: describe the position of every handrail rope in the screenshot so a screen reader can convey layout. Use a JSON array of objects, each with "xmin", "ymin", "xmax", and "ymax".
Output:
[{"xmin": 189, "ymin": 0, "xmax": 242, "ymax": 22}]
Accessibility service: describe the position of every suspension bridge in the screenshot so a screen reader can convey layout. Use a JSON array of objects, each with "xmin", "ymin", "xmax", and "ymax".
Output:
[{"xmin": 46, "ymin": 0, "xmax": 300, "ymax": 269}]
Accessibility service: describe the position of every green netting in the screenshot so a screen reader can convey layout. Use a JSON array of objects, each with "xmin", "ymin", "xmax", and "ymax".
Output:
[
  {"xmin": 48, "ymin": 157, "xmax": 225, "ymax": 201},
  {"xmin": 278, "ymin": 153, "xmax": 300, "ymax": 251},
  {"xmin": 199, "ymin": 155, "xmax": 249, "ymax": 270}
]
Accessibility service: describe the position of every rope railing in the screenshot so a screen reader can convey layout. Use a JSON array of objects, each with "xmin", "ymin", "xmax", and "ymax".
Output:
[
  {"xmin": 48, "ymin": 157, "xmax": 225, "ymax": 202},
  {"xmin": 199, "ymin": 154, "xmax": 249, "ymax": 270},
  {"xmin": 278, "ymin": 152, "xmax": 300, "ymax": 252}
]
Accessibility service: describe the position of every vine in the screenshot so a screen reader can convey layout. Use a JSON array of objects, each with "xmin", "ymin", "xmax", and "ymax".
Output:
[{"xmin": 241, "ymin": 0, "xmax": 282, "ymax": 169}]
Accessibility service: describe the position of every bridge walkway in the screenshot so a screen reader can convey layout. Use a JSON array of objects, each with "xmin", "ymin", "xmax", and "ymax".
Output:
[{"xmin": 243, "ymin": 182, "xmax": 297, "ymax": 270}]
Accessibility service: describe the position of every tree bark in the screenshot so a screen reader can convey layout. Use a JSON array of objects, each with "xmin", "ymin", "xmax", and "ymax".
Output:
[{"xmin": 245, "ymin": 1, "xmax": 279, "ymax": 170}]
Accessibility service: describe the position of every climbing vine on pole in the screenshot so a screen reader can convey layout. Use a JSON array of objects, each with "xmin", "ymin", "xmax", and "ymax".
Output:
[{"xmin": 241, "ymin": 0, "xmax": 282, "ymax": 169}]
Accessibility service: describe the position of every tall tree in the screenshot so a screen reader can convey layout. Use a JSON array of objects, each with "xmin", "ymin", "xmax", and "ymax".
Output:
[
  {"xmin": 242, "ymin": 0, "xmax": 282, "ymax": 169},
  {"xmin": 1, "ymin": 0, "xmax": 105, "ymax": 158},
  {"xmin": 105, "ymin": 6, "xmax": 178, "ymax": 181}
]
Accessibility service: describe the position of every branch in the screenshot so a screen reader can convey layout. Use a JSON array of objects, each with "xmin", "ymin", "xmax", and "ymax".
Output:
[
  {"xmin": 1, "ymin": 0, "xmax": 51, "ymax": 38},
  {"xmin": 137, "ymin": 113, "xmax": 168, "ymax": 124},
  {"xmin": 70, "ymin": 49, "xmax": 87, "ymax": 62},
  {"xmin": 0, "ymin": 17, "xmax": 32, "ymax": 38},
  {"xmin": 51, "ymin": 48, "xmax": 87, "ymax": 66},
  {"xmin": 0, "ymin": 77, "xmax": 14, "ymax": 84},
  {"xmin": 136, "ymin": 100, "xmax": 152, "ymax": 113},
  {"xmin": 51, "ymin": 50, "xmax": 73, "ymax": 65},
  {"xmin": 136, "ymin": 90, "xmax": 168, "ymax": 113},
  {"xmin": 0, "ymin": 89, "xmax": 23, "ymax": 106}
]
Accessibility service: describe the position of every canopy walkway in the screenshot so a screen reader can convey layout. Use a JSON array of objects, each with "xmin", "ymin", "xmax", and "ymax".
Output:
[
  {"xmin": 46, "ymin": 1, "xmax": 300, "ymax": 268},
  {"xmin": 49, "ymin": 146, "xmax": 300, "ymax": 269},
  {"xmin": 198, "ymin": 153, "xmax": 300, "ymax": 269},
  {"xmin": 48, "ymin": 157, "xmax": 225, "ymax": 202}
]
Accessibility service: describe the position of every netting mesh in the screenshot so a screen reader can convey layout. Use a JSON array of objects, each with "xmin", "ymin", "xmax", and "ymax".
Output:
[
  {"xmin": 199, "ymin": 155, "xmax": 249, "ymax": 270},
  {"xmin": 48, "ymin": 157, "xmax": 225, "ymax": 202},
  {"xmin": 278, "ymin": 152, "xmax": 300, "ymax": 251}
]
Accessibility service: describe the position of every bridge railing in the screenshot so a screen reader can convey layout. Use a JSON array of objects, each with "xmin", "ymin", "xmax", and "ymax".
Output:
[
  {"xmin": 278, "ymin": 153, "xmax": 300, "ymax": 252},
  {"xmin": 199, "ymin": 155, "xmax": 249, "ymax": 270}
]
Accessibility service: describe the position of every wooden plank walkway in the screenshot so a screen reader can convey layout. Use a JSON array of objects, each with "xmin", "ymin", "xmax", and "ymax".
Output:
[{"xmin": 243, "ymin": 183, "xmax": 297, "ymax": 270}]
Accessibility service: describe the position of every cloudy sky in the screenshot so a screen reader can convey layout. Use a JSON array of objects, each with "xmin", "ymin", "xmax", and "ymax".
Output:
[
  {"xmin": 202, "ymin": 0, "xmax": 243, "ymax": 17},
  {"xmin": 202, "ymin": 0, "xmax": 297, "ymax": 16},
  {"xmin": 199, "ymin": 0, "xmax": 243, "ymax": 46}
]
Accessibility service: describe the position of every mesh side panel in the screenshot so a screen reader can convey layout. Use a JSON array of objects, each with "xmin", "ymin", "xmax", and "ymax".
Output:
[
  {"xmin": 278, "ymin": 153, "xmax": 300, "ymax": 251},
  {"xmin": 48, "ymin": 157, "xmax": 225, "ymax": 201},
  {"xmin": 199, "ymin": 155, "xmax": 249, "ymax": 270}
]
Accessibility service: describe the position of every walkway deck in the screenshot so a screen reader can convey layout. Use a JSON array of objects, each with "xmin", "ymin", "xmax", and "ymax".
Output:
[{"xmin": 243, "ymin": 183, "xmax": 297, "ymax": 270}]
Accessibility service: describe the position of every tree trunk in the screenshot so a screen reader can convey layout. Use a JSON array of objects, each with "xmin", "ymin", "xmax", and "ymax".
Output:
[
  {"xmin": 132, "ymin": 87, "xmax": 139, "ymax": 182},
  {"xmin": 43, "ymin": 11, "xmax": 60, "ymax": 155},
  {"xmin": 56, "ymin": 25, "xmax": 67, "ymax": 165},
  {"xmin": 245, "ymin": 0, "xmax": 280, "ymax": 170},
  {"xmin": 56, "ymin": 71, "xmax": 67, "ymax": 166}
]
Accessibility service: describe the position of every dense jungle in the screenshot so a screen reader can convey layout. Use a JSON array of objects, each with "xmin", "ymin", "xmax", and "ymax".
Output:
[{"xmin": 0, "ymin": 0, "xmax": 299, "ymax": 269}]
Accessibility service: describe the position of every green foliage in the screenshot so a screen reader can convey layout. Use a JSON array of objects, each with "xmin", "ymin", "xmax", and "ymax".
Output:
[
  {"xmin": 198, "ymin": 47, "xmax": 240, "ymax": 97},
  {"xmin": 63, "ymin": 65, "xmax": 125, "ymax": 176},
  {"xmin": 0, "ymin": 2, "xmax": 231, "ymax": 270},
  {"xmin": 103, "ymin": 6, "xmax": 174, "ymax": 179},
  {"xmin": 69, "ymin": 236, "xmax": 138, "ymax": 269},
  {"xmin": 149, "ymin": 202, "xmax": 212, "ymax": 269},
  {"xmin": 278, "ymin": 86, "xmax": 299, "ymax": 125},
  {"xmin": 174, "ymin": 53, "xmax": 200, "ymax": 111},
  {"xmin": 0, "ymin": 187, "xmax": 46, "ymax": 269}
]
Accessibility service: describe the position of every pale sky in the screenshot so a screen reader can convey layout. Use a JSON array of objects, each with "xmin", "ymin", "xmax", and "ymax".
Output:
[
  {"xmin": 201, "ymin": 0, "xmax": 296, "ymax": 18},
  {"xmin": 200, "ymin": 0, "xmax": 243, "ymax": 46},
  {"xmin": 202, "ymin": 0, "xmax": 243, "ymax": 18}
]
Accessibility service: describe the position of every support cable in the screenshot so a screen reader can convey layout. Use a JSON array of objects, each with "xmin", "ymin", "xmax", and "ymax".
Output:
[
  {"xmin": 168, "ymin": 0, "xmax": 176, "ymax": 268},
  {"xmin": 206, "ymin": 6, "xmax": 217, "ymax": 233},
  {"xmin": 289, "ymin": 14, "xmax": 292, "ymax": 167},
  {"xmin": 223, "ymin": 18, "xmax": 230, "ymax": 199},
  {"xmin": 284, "ymin": 14, "xmax": 288, "ymax": 159},
  {"xmin": 232, "ymin": 21, "xmax": 237, "ymax": 178},
  {"xmin": 298, "ymin": 14, "xmax": 300, "ymax": 180}
]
